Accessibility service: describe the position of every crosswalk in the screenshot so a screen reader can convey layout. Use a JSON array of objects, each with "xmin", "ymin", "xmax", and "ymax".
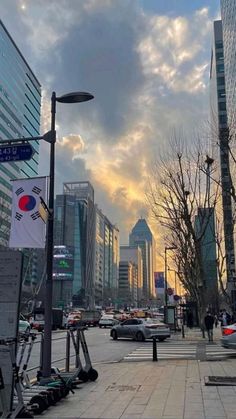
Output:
[{"xmin": 123, "ymin": 342, "xmax": 236, "ymax": 362}]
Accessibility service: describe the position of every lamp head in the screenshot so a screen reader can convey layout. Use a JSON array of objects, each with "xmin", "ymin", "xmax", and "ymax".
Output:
[{"xmin": 56, "ymin": 91, "xmax": 94, "ymax": 104}]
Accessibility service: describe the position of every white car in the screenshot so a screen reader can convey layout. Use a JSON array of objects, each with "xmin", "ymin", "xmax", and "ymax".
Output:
[
  {"xmin": 19, "ymin": 315, "xmax": 31, "ymax": 334},
  {"xmin": 110, "ymin": 318, "xmax": 171, "ymax": 342},
  {"xmin": 99, "ymin": 316, "xmax": 119, "ymax": 328},
  {"xmin": 221, "ymin": 324, "xmax": 236, "ymax": 349}
]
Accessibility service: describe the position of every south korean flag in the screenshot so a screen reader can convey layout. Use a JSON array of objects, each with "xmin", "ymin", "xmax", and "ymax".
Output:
[{"xmin": 9, "ymin": 177, "xmax": 47, "ymax": 248}]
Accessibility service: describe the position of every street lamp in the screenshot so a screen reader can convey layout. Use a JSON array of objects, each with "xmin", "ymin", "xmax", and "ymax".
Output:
[
  {"xmin": 164, "ymin": 246, "xmax": 177, "ymax": 306},
  {"xmin": 1, "ymin": 90, "xmax": 94, "ymax": 379},
  {"xmin": 42, "ymin": 91, "xmax": 94, "ymax": 379}
]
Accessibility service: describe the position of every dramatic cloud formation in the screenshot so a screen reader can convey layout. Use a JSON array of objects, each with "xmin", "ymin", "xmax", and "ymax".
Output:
[{"xmin": 0, "ymin": 0, "xmax": 218, "ymax": 248}]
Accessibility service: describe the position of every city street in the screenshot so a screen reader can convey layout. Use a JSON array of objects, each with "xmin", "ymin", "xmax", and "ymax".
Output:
[
  {"xmin": 24, "ymin": 326, "xmax": 236, "ymax": 379},
  {"xmin": 25, "ymin": 327, "xmax": 145, "ymax": 377}
]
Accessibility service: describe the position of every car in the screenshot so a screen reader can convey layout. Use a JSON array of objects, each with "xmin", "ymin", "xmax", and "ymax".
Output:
[
  {"xmin": 99, "ymin": 316, "xmax": 119, "ymax": 328},
  {"xmin": 110, "ymin": 318, "xmax": 171, "ymax": 342},
  {"xmin": 19, "ymin": 315, "xmax": 31, "ymax": 334},
  {"xmin": 221, "ymin": 323, "xmax": 236, "ymax": 349}
]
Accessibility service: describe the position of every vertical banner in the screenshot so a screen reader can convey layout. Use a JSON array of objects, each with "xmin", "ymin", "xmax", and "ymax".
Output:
[
  {"xmin": 154, "ymin": 272, "xmax": 165, "ymax": 296},
  {"xmin": 9, "ymin": 177, "xmax": 47, "ymax": 248}
]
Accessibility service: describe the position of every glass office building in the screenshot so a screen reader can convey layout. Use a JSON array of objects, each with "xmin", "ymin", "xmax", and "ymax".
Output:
[
  {"xmin": 221, "ymin": 0, "xmax": 236, "ymax": 131},
  {"xmin": 0, "ymin": 20, "xmax": 41, "ymax": 247},
  {"xmin": 54, "ymin": 182, "xmax": 96, "ymax": 308}
]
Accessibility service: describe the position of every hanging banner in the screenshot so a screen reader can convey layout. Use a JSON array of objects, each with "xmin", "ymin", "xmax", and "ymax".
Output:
[
  {"xmin": 9, "ymin": 177, "xmax": 47, "ymax": 248},
  {"xmin": 154, "ymin": 272, "xmax": 165, "ymax": 295}
]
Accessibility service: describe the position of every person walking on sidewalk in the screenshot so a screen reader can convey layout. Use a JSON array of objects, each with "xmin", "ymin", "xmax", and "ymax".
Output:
[{"xmin": 204, "ymin": 311, "xmax": 214, "ymax": 342}]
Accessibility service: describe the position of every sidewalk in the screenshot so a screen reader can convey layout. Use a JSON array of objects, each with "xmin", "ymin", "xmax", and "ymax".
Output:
[{"xmin": 37, "ymin": 328, "xmax": 236, "ymax": 419}]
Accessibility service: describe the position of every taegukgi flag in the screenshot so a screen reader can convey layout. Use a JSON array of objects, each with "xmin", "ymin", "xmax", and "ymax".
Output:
[{"xmin": 9, "ymin": 177, "xmax": 47, "ymax": 248}]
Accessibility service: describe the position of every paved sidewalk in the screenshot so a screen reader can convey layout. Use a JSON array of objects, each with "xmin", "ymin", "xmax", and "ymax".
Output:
[{"xmin": 38, "ymin": 356, "xmax": 236, "ymax": 419}]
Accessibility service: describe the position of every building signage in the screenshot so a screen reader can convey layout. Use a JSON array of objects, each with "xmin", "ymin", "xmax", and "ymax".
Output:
[
  {"xmin": 0, "ymin": 143, "xmax": 34, "ymax": 163},
  {"xmin": 53, "ymin": 245, "xmax": 74, "ymax": 280}
]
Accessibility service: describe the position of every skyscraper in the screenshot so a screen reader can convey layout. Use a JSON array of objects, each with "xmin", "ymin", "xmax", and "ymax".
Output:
[
  {"xmin": 54, "ymin": 182, "xmax": 96, "ymax": 308},
  {"xmin": 129, "ymin": 218, "xmax": 156, "ymax": 304},
  {"xmin": 221, "ymin": 0, "xmax": 236, "ymax": 131},
  {"xmin": 210, "ymin": 20, "xmax": 235, "ymax": 288},
  {"xmin": 94, "ymin": 207, "xmax": 119, "ymax": 306},
  {"xmin": 0, "ymin": 21, "xmax": 41, "ymax": 247}
]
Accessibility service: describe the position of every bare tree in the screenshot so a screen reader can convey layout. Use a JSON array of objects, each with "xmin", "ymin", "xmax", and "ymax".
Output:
[{"xmin": 147, "ymin": 139, "xmax": 220, "ymax": 331}]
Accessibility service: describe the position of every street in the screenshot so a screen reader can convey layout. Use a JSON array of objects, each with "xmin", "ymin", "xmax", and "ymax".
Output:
[{"xmin": 24, "ymin": 327, "xmax": 145, "ymax": 378}]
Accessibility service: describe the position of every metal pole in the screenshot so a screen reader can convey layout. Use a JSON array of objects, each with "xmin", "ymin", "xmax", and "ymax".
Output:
[
  {"xmin": 65, "ymin": 331, "xmax": 70, "ymax": 372},
  {"xmin": 164, "ymin": 248, "xmax": 167, "ymax": 306},
  {"xmin": 42, "ymin": 91, "xmax": 56, "ymax": 378},
  {"xmin": 152, "ymin": 337, "xmax": 158, "ymax": 361}
]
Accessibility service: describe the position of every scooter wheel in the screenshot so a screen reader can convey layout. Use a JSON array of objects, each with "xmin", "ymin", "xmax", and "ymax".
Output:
[
  {"xmin": 29, "ymin": 394, "xmax": 48, "ymax": 414},
  {"xmin": 87, "ymin": 368, "xmax": 98, "ymax": 381},
  {"xmin": 78, "ymin": 369, "xmax": 89, "ymax": 382}
]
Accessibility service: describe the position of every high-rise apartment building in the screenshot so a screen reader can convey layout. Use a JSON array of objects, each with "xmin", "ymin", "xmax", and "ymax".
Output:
[
  {"xmin": 210, "ymin": 20, "xmax": 235, "ymax": 288},
  {"xmin": 129, "ymin": 218, "xmax": 156, "ymax": 303},
  {"xmin": 0, "ymin": 21, "xmax": 41, "ymax": 247}
]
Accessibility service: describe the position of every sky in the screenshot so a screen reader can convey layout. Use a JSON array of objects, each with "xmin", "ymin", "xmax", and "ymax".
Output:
[{"xmin": 0, "ymin": 0, "xmax": 221, "ymax": 249}]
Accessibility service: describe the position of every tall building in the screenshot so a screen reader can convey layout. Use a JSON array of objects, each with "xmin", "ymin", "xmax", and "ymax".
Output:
[
  {"xmin": 129, "ymin": 218, "xmax": 156, "ymax": 304},
  {"xmin": 221, "ymin": 0, "xmax": 236, "ymax": 131},
  {"xmin": 0, "ymin": 21, "xmax": 41, "ymax": 248},
  {"xmin": 94, "ymin": 207, "xmax": 119, "ymax": 306},
  {"xmin": 194, "ymin": 208, "xmax": 218, "ymax": 309},
  {"xmin": 54, "ymin": 182, "xmax": 96, "ymax": 308},
  {"xmin": 118, "ymin": 261, "xmax": 138, "ymax": 307},
  {"xmin": 120, "ymin": 245, "xmax": 143, "ymax": 305},
  {"xmin": 210, "ymin": 20, "xmax": 235, "ymax": 288}
]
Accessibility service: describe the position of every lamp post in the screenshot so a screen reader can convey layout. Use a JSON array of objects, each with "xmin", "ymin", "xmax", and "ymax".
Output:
[
  {"xmin": 42, "ymin": 91, "xmax": 94, "ymax": 378},
  {"xmin": 164, "ymin": 246, "xmax": 177, "ymax": 306},
  {"xmin": 1, "ymin": 90, "xmax": 94, "ymax": 379}
]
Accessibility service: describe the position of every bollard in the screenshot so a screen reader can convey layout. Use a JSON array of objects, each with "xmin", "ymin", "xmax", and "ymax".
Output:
[
  {"xmin": 152, "ymin": 337, "xmax": 158, "ymax": 362},
  {"xmin": 65, "ymin": 330, "xmax": 70, "ymax": 372},
  {"xmin": 75, "ymin": 328, "xmax": 80, "ymax": 368},
  {"xmin": 39, "ymin": 332, "xmax": 44, "ymax": 371},
  {"xmin": 182, "ymin": 324, "xmax": 185, "ymax": 339}
]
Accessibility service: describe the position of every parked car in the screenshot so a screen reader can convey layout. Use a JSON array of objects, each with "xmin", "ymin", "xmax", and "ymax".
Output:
[
  {"xmin": 99, "ymin": 316, "xmax": 119, "ymax": 328},
  {"xmin": 221, "ymin": 324, "xmax": 236, "ymax": 349},
  {"xmin": 19, "ymin": 315, "xmax": 31, "ymax": 334},
  {"xmin": 110, "ymin": 318, "xmax": 171, "ymax": 342}
]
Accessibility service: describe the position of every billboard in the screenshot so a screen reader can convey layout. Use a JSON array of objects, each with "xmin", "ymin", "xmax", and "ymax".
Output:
[
  {"xmin": 53, "ymin": 245, "xmax": 74, "ymax": 280},
  {"xmin": 154, "ymin": 272, "xmax": 164, "ymax": 295}
]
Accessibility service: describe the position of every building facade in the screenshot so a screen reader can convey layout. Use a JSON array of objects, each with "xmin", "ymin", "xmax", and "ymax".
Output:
[
  {"xmin": 0, "ymin": 20, "xmax": 41, "ymax": 247},
  {"xmin": 94, "ymin": 207, "xmax": 119, "ymax": 307},
  {"xmin": 210, "ymin": 19, "xmax": 235, "ymax": 290},
  {"xmin": 120, "ymin": 245, "xmax": 143, "ymax": 306},
  {"xmin": 118, "ymin": 261, "xmax": 138, "ymax": 307},
  {"xmin": 221, "ymin": 0, "xmax": 236, "ymax": 131},
  {"xmin": 129, "ymin": 218, "xmax": 156, "ymax": 304},
  {"xmin": 194, "ymin": 208, "xmax": 218, "ymax": 309},
  {"xmin": 54, "ymin": 182, "xmax": 96, "ymax": 308}
]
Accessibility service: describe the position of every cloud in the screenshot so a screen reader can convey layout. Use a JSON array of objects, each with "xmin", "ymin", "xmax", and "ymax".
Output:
[{"xmin": 0, "ymin": 1, "xmax": 217, "ymax": 245}]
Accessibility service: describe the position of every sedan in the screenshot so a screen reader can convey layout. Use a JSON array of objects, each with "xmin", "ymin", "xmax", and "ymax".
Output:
[
  {"xmin": 99, "ymin": 317, "xmax": 120, "ymax": 328},
  {"xmin": 19, "ymin": 316, "xmax": 31, "ymax": 334},
  {"xmin": 221, "ymin": 324, "xmax": 236, "ymax": 349},
  {"xmin": 110, "ymin": 318, "xmax": 170, "ymax": 342}
]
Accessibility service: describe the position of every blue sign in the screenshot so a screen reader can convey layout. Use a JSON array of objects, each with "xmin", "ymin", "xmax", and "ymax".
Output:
[{"xmin": 0, "ymin": 144, "xmax": 34, "ymax": 163}]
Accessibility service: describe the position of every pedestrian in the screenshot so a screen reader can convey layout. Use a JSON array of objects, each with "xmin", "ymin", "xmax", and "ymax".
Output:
[
  {"xmin": 214, "ymin": 314, "xmax": 218, "ymax": 328},
  {"xmin": 204, "ymin": 311, "xmax": 214, "ymax": 342},
  {"xmin": 220, "ymin": 309, "xmax": 231, "ymax": 326}
]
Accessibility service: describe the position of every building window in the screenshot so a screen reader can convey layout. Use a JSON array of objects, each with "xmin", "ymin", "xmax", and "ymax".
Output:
[
  {"xmin": 219, "ymin": 102, "xmax": 226, "ymax": 111},
  {"xmin": 217, "ymin": 63, "xmax": 224, "ymax": 73}
]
